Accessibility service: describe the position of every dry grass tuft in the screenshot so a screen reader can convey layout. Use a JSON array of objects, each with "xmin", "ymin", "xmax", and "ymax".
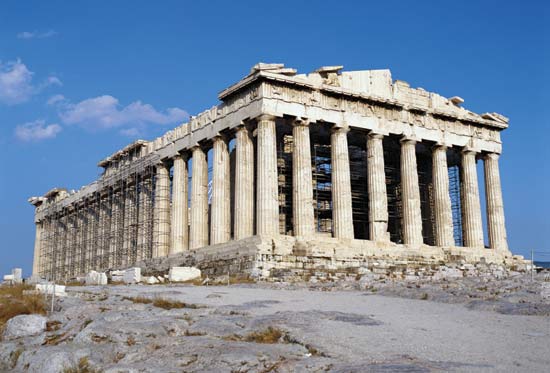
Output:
[
  {"xmin": 122, "ymin": 295, "xmax": 203, "ymax": 309},
  {"xmin": 152, "ymin": 298, "xmax": 186, "ymax": 310},
  {"xmin": 0, "ymin": 284, "xmax": 47, "ymax": 335},
  {"xmin": 10, "ymin": 348, "xmax": 24, "ymax": 369},
  {"xmin": 224, "ymin": 327, "xmax": 285, "ymax": 344},
  {"xmin": 63, "ymin": 357, "xmax": 100, "ymax": 373},
  {"xmin": 184, "ymin": 330, "xmax": 206, "ymax": 336},
  {"xmin": 42, "ymin": 332, "xmax": 69, "ymax": 346},
  {"xmin": 46, "ymin": 320, "xmax": 62, "ymax": 332},
  {"xmin": 122, "ymin": 296, "xmax": 153, "ymax": 304},
  {"xmin": 126, "ymin": 336, "xmax": 136, "ymax": 346}
]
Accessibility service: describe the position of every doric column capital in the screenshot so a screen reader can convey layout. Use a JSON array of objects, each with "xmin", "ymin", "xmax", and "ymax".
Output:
[
  {"xmin": 235, "ymin": 123, "xmax": 249, "ymax": 133},
  {"xmin": 190, "ymin": 143, "xmax": 204, "ymax": 152},
  {"xmin": 331, "ymin": 123, "xmax": 349, "ymax": 134},
  {"xmin": 155, "ymin": 160, "xmax": 170, "ymax": 169},
  {"xmin": 484, "ymin": 152, "xmax": 500, "ymax": 161},
  {"xmin": 368, "ymin": 131, "xmax": 385, "ymax": 140},
  {"xmin": 400, "ymin": 135, "xmax": 419, "ymax": 145},
  {"xmin": 461, "ymin": 145, "xmax": 479, "ymax": 155},
  {"xmin": 432, "ymin": 143, "xmax": 448, "ymax": 151},
  {"xmin": 257, "ymin": 114, "xmax": 277, "ymax": 122},
  {"xmin": 292, "ymin": 117, "xmax": 310, "ymax": 127},
  {"xmin": 213, "ymin": 132, "xmax": 229, "ymax": 143}
]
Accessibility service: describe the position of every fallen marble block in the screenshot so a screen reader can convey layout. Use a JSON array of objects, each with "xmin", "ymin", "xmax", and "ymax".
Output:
[
  {"xmin": 168, "ymin": 267, "xmax": 201, "ymax": 282},
  {"xmin": 35, "ymin": 283, "xmax": 67, "ymax": 297},
  {"xmin": 123, "ymin": 267, "xmax": 141, "ymax": 284},
  {"xmin": 85, "ymin": 271, "xmax": 108, "ymax": 285}
]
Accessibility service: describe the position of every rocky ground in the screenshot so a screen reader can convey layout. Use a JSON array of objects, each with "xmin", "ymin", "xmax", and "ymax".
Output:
[{"xmin": 1, "ymin": 272, "xmax": 549, "ymax": 373}]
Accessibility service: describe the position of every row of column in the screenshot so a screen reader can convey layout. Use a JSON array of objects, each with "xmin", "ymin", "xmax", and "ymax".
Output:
[{"xmin": 150, "ymin": 115, "xmax": 508, "ymax": 257}]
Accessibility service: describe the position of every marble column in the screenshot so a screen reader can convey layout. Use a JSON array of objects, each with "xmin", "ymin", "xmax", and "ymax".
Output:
[
  {"xmin": 32, "ymin": 221, "xmax": 43, "ymax": 276},
  {"xmin": 108, "ymin": 192, "xmax": 119, "ymax": 267},
  {"xmin": 137, "ymin": 176, "xmax": 153, "ymax": 261},
  {"xmin": 292, "ymin": 118, "xmax": 314, "ymax": 237},
  {"xmin": 256, "ymin": 114, "xmax": 279, "ymax": 236},
  {"xmin": 153, "ymin": 162, "xmax": 171, "ymax": 257},
  {"xmin": 461, "ymin": 149, "xmax": 484, "ymax": 248},
  {"xmin": 170, "ymin": 154, "xmax": 188, "ymax": 254},
  {"xmin": 234, "ymin": 125, "xmax": 254, "ymax": 240},
  {"xmin": 211, "ymin": 135, "xmax": 231, "ymax": 244},
  {"xmin": 484, "ymin": 153, "xmax": 508, "ymax": 251},
  {"xmin": 367, "ymin": 133, "xmax": 390, "ymax": 241},
  {"xmin": 331, "ymin": 125, "xmax": 354, "ymax": 239},
  {"xmin": 432, "ymin": 145, "xmax": 455, "ymax": 247},
  {"xmin": 189, "ymin": 146, "xmax": 209, "ymax": 249},
  {"xmin": 122, "ymin": 186, "xmax": 134, "ymax": 267},
  {"xmin": 400, "ymin": 137, "xmax": 423, "ymax": 245}
]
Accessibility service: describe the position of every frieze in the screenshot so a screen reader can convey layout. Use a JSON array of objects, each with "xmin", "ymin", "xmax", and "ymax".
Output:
[{"xmin": 263, "ymin": 81, "xmax": 501, "ymax": 144}]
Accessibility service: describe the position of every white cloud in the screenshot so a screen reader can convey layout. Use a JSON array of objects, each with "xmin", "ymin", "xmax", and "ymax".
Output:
[
  {"xmin": 59, "ymin": 95, "xmax": 188, "ymax": 130},
  {"xmin": 47, "ymin": 94, "xmax": 66, "ymax": 106},
  {"xmin": 0, "ymin": 60, "xmax": 62, "ymax": 105},
  {"xmin": 14, "ymin": 120, "xmax": 62, "ymax": 142},
  {"xmin": 119, "ymin": 127, "xmax": 141, "ymax": 137},
  {"xmin": 17, "ymin": 30, "xmax": 58, "ymax": 39}
]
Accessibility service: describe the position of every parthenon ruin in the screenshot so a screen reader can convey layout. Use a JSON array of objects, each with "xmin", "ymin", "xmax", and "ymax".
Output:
[{"xmin": 29, "ymin": 63, "xmax": 515, "ymax": 281}]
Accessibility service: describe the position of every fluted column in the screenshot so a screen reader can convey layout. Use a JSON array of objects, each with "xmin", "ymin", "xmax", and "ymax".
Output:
[
  {"xmin": 292, "ymin": 118, "xmax": 314, "ymax": 237},
  {"xmin": 211, "ymin": 135, "xmax": 231, "ymax": 244},
  {"xmin": 400, "ymin": 137, "xmax": 423, "ymax": 245},
  {"xmin": 234, "ymin": 125, "xmax": 254, "ymax": 240},
  {"xmin": 170, "ymin": 154, "xmax": 188, "ymax": 254},
  {"xmin": 331, "ymin": 125, "xmax": 354, "ymax": 239},
  {"xmin": 484, "ymin": 153, "xmax": 508, "ymax": 251},
  {"xmin": 461, "ymin": 149, "xmax": 484, "ymax": 248},
  {"xmin": 32, "ymin": 221, "xmax": 43, "ymax": 276},
  {"xmin": 256, "ymin": 114, "xmax": 279, "ymax": 236},
  {"xmin": 367, "ymin": 133, "xmax": 390, "ymax": 241},
  {"xmin": 153, "ymin": 162, "xmax": 171, "ymax": 257},
  {"xmin": 108, "ymin": 192, "xmax": 119, "ymax": 267},
  {"xmin": 432, "ymin": 145, "xmax": 455, "ymax": 247},
  {"xmin": 189, "ymin": 146, "xmax": 209, "ymax": 249}
]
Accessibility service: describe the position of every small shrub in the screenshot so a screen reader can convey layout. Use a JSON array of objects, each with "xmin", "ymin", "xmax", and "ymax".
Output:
[
  {"xmin": 122, "ymin": 296, "xmax": 152, "ymax": 304},
  {"xmin": 244, "ymin": 327, "xmax": 283, "ymax": 344},
  {"xmin": 420, "ymin": 293, "xmax": 429, "ymax": 300},
  {"xmin": 152, "ymin": 298, "xmax": 186, "ymax": 310},
  {"xmin": 46, "ymin": 320, "xmax": 62, "ymax": 332},
  {"xmin": 126, "ymin": 336, "xmax": 136, "ymax": 346},
  {"xmin": 63, "ymin": 357, "xmax": 100, "ymax": 373}
]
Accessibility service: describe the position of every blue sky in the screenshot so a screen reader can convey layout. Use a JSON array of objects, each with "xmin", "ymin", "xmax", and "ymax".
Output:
[{"xmin": 0, "ymin": 1, "xmax": 548, "ymax": 276}]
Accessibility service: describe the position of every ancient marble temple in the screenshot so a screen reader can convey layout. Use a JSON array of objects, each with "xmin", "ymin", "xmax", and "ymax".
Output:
[{"xmin": 29, "ymin": 63, "xmax": 514, "ymax": 281}]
